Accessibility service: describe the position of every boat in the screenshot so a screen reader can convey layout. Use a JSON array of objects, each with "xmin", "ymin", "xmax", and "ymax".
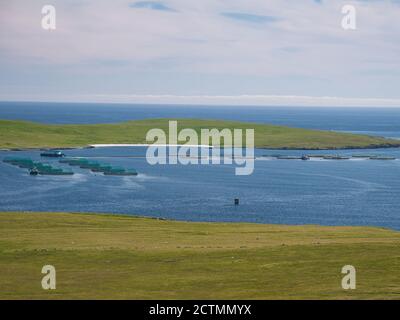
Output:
[
  {"xmin": 29, "ymin": 167, "xmax": 39, "ymax": 176},
  {"xmin": 40, "ymin": 150, "xmax": 65, "ymax": 157},
  {"xmin": 301, "ymin": 155, "xmax": 310, "ymax": 161}
]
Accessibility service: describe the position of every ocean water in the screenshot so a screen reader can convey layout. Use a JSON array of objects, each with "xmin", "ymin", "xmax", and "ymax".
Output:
[
  {"xmin": 1, "ymin": 101, "xmax": 400, "ymax": 138},
  {"xmin": 1, "ymin": 102, "xmax": 400, "ymax": 230}
]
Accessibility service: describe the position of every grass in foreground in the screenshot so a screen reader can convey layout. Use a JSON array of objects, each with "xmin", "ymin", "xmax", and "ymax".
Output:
[
  {"xmin": 0, "ymin": 118, "xmax": 399, "ymax": 149},
  {"xmin": 0, "ymin": 212, "xmax": 399, "ymax": 299}
]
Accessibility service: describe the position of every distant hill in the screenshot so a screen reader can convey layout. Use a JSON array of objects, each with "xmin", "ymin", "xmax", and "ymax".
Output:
[{"xmin": 1, "ymin": 118, "xmax": 399, "ymax": 149}]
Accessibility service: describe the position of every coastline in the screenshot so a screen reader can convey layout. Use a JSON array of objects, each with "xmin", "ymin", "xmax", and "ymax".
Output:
[
  {"xmin": 2, "ymin": 118, "xmax": 400, "ymax": 150},
  {"xmin": 0, "ymin": 144, "xmax": 400, "ymax": 152},
  {"xmin": 263, "ymin": 144, "xmax": 400, "ymax": 150},
  {"xmin": 1, "ymin": 210, "xmax": 399, "ymax": 231},
  {"xmin": 1, "ymin": 143, "xmax": 400, "ymax": 152}
]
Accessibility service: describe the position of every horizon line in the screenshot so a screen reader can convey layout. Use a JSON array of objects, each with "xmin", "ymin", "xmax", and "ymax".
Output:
[{"xmin": 1, "ymin": 94, "xmax": 400, "ymax": 108}]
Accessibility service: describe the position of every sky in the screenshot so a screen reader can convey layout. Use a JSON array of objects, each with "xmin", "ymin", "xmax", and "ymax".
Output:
[{"xmin": 0, "ymin": 0, "xmax": 400, "ymax": 106}]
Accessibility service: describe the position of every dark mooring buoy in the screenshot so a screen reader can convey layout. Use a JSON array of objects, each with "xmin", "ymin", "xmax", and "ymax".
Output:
[{"xmin": 234, "ymin": 198, "xmax": 240, "ymax": 206}]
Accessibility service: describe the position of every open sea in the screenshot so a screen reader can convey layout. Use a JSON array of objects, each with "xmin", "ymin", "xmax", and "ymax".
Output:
[{"xmin": 1, "ymin": 101, "xmax": 400, "ymax": 230}]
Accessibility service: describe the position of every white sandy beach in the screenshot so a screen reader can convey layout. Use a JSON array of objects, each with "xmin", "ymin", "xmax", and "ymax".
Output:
[{"xmin": 90, "ymin": 144, "xmax": 213, "ymax": 148}]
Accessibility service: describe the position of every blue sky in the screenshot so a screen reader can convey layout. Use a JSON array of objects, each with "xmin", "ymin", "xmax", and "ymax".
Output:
[{"xmin": 0, "ymin": 0, "xmax": 400, "ymax": 106}]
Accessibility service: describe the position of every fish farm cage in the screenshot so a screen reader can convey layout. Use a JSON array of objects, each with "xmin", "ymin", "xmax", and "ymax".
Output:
[
  {"xmin": 3, "ymin": 157, "xmax": 74, "ymax": 175},
  {"xmin": 59, "ymin": 158, "xmax": 138, "ymax": 176},
  {"xmin": 261, "ymin": 154, "xmax": 397, "ymax": 161}
]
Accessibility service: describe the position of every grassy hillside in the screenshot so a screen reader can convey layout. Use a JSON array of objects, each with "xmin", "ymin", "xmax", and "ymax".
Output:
[
  {"xmin": 0, "ymin": 118, "xmax": 399, "ymax": 149},
  {"xmin": 0, "ymin": 212, "xmax": 399, "ymax": 299}
]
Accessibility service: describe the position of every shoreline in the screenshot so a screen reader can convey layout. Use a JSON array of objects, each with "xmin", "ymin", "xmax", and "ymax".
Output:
[
  {"xmin": 2, "ymin": 118, "xmax": 400, "ymax": 150},
  {"xmin": 1, "ymin": 210, "xmax": 398, "ymax": 232},
  {"xmin": 89, "ymin": 143, "xmax": 214, "ymax": 148},
  {"xmin": 1, "ymin": 143, "xmax": 400, "ymax": 152}
]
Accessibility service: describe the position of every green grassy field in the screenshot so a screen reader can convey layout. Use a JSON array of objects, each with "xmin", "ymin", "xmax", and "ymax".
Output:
[
  {"xmin": 1, "ymin": 118, "xmax": 399, "ymax": 149},
  {"xmin": 0, "ymin": 212, "xmax": 399, "ymax": 299}
]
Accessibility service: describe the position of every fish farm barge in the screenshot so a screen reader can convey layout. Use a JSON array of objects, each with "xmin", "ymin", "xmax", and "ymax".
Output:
[
  {"xmin": 40, "ymin": 150, "xmax": 65, "ymax": 157},
  {"xmin": 262, "ymin": 154, "xmax": 397, "ymax": 161}
]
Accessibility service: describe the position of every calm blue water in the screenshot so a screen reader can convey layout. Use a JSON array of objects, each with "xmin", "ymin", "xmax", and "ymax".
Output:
[{"xmin": 1, "ymin": 102, "xmax": 400, "ymax": 230}]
